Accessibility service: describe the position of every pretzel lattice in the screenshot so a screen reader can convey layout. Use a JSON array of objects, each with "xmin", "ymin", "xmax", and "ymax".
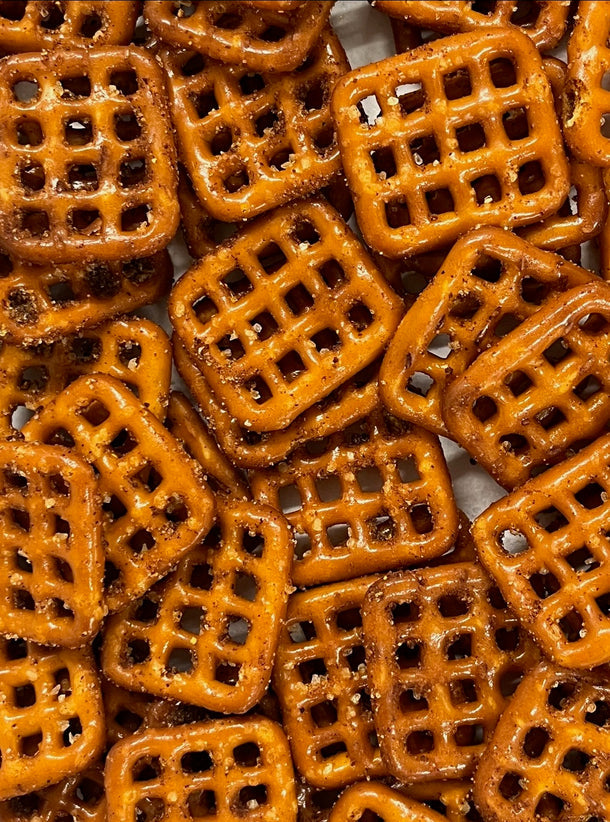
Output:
[{"xmin": 0, "ymin": 763, "xmax": 105, "ymax": 822}]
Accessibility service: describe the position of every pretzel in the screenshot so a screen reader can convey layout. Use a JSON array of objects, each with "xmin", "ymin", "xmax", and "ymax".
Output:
[
  {"xmin": 273, "ymin": 575, "xmax": 386, "ymax": 789},
  {"xmin": 329, "ymin": 782, "xmax": 446, "ymax": 822},
  {"xmin": 174, "ymin": 338, "xmax": 380, "ymax": 469},
  {"xmin": 0, "ymin": 249, "xmax": 173, "ymax": 345},
  {"xmin": 398, "ymin": 780, "xmax": 481, "ymax": 822},
  {"xmin": 0, "ymin": 442, "xmax": 103, "ymax": 649},
  {"xmin": 474, "ymin": 661, "xmax": 610, "ymax": 822},
  {"xmin": 331, "ymin": 28, "xmax": 569, "ymax": 258},
  {"xmin": 165, "ymin": 391, "xmax": 249, "ymax": 499},
  {"xmin": 443, "ymin": 280, "xmax": 610, "ymax": 489},
  {"xmin": 105, "ymin": 717, "xmax": 298, "ymax": 822},
  {"xmin": 0, "ymin": 640, "xmax": 104, "ymax": 800},
  {"xmin": 144, "ymin": 1, "xmax": 333, "ymax": 74},
  {"xmin": 102, "ymin": 499, "xmax": 291, "ymax": 713},
  {"xmin": 379, "ymin": 228, "xmax": 592, "ymax": 438},
  {"xmin": 373, "ymin": 245, "xmax": 449, "ymax": 310},
  {"xmin": 373, "ymin": 2, "xmax": 570, "ymax": 51},
  {"xmin": 251, "ymin": 409, "xmax": 458, "ymax": 588},
  {"xmin": 22, "ymin": 374, "xmax": 215, "ymax": 614},
  {"xmin": 0, "ymin": 317, "xmax": 172, "ymax": 437},
  {"xmin": 361, "ymin": 562, "xmax": 540, "ymax": 782},
  {"xmin": 241, "ymin": 1, "xmax": 306, "ymax": 10},
  {"xmin": 425, "ymin": 509, "xmax": 476, "ymax": 568},
  {"xmin": 0, "ymin": 763, "xmax": 105, "ymax": 822},
  {"xmin": 169, "ymin": 199, "xmax": 402, "ymax": 431},
  {"xmin": 0, "ymin": 47, "xmax": 178, "ymax": 265},
  {"xmin": 161, "ymin": 28, "xmax": 349, "ymax": 223}
]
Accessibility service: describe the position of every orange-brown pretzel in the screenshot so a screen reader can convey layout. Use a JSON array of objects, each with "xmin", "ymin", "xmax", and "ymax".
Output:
[
  {"xmin": 329, "ymin": 782, "xmax": 445, "ymax": 822},
  {"xmin": 472, "ymin": 432, "xmax": 610, "ymax": 669},
  {"xmin": 0, "ymin": 47, "xmax": 178, "ymax": 264},
  {"xmin": 162, "ymin": 28, "xmax": 349, "ymax": 223},
  {"xmin": 379, "ymin": 228, "xmax": 592, "ymax": 438},
  {"xmin": 241, "ymin": 1, "xmax": 306, "ymax": 10},
  {"xmin": 22, "ymin": 375, "xmax": 215, "ymax": 614},
  {"xmin": 362, "ymin": 563, "xmax": 540, "ymax": 782},
  {"xmin": 373, "ymin": 245, "xmax": 449, "ymax": 310},
  {"xmin": 474, "ymin": 661, "xmax": 610, "ymax": 822},
  {"xmin": 0, "ymin": 249, "xmax": 173, "ymax": 345},
  {"xmin": 443, "ymin": 281, "xmax": 610, "ymax": 489},
  {"xmin": 331, "ymin": 28, "xmax": 569, "ymax": 257},
  {"xmin": 251, "ymin": 409, "xmax": 458, "ymax": 588},
  {"xmin": 144, "ymin": 1, "xmax": 333, "ymax": 74},
  {"xmin": 105, "ymin": 717, "xmax": 298, "ymax": 822},
  {"xmin": 0, "ymin": 763, "xmax": 105, "ymax": 822},
  {"xmin": 169, "ymin": 199, "xmax": 402, "ymax": 431},
  {"xmin": 0, "ymin": 640, "xmax": 104, "ymax": 800},
  {"xmin": 397, "ymin": 780, "xmax": 481, "ymax": 822},
  {"xmin": 0, "ymin": 317, "xmax": 172, "ymax": 437},
  {"xmin": 273, "ymin": 575, "xmax": 386, "ymax": 789},
  {"xmin": 0, "ymin": 442, "xmax": 103, "ymax": 649},
  {"xmin": 102, "ymin": 499, "xmax": 292, "ymax": 713}
]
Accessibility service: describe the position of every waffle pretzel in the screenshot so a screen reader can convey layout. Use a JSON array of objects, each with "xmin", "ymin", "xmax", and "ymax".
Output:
[
  {"xmin": 162, "ymin": 28, "xmax": 349, "ymax": 223},
  {"xmin": 474, "ymin": 661, "xmax": 610, "ymax": 822},
  {"xmin": 144, "ymin": 1, "xmax": 332, "ymax": 74},
  {"xmin": 0, "ymin": 47, "xmax": 178, "ymax": 264},
  {"xmin": 332, "ymin": 28, "xmax": 569, "ymax": 257},
  {"xmin": 362, "ymin": 563, "xmax": 540, "ymax": 782},
  {"xmin": 105, "ymin": 717, "xmax": 298, "ymax": 822},
  {"xmin": 251, "ymin": 409, "xmax": 458, "ymax": 588},
  {"xmin": 169, "ymin": 199, "xmax": 402, "ymax": 431},
  {"xmin": 380, "ymin": 228, "xmax": 592, "ymax": 438},
  {"xmin": 0, "ymin": 640, "xmax": 104, "ymax": 801},
  {"xmin": 0, "ymin": 442, "xmax": 103, "ymax": 649},
  {"xmin": 0, "ymin": 317, "xmax": 172, "ymax": 437},
  {"xmin": 102, "ymin": 499, "xmax": 292, "ymax": 714},
  {"xmin": 329, "ymin": 782, "xmax": 446, "ymax": 822},
  {"xmin": 22, "ymin": 375, "xmax": 215, "ymax": 614},
  {"xmin": 0, "ymin": 763, "xmax": 105, "ymax": 822},
  {"xmin": 444, "ymin": 280, "xmax": 610, "ymax": 489}
]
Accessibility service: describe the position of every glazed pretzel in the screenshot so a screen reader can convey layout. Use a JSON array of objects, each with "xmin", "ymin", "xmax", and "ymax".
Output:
[
  {"xmin": 0, "ymin": 47, "xmax": 178, "ymax": 264},
  {"xmin": 102, "ymin": 499, "xmax": 291, "ymax": 713},
  {"xmin": 162, "ymin": 28, "xmax": 349, "ymax": 223},
  {"xmin": 0, "ymin": 640, "xmax": 104, "ymax": 800},
  {"xmin": 0, "ymin": 442, "xmax": 103, "ymax": 649},
  {"xmin": 0, "ymin": 317, "xmax": 172, "ymax": 437},
  {"xmin": 443, "ymin": 280, "xmax": 610, "ymax": 489},
  {"xmin": 362, "ymin": 563, "xmax": 540, "ymax": 782},
  {"xmin": 22, "ymin": 375, "xmax": 215, "ymax": 614},
  {"xmin": 241, "ymin": 1, "xmax": 306, "ymax": 10},
  {"xmin": 398, "ymin": 780, "xmax": 481, "ymax": 822},
  {"xmin": 474, "ymin": 662, "xmax": 610, "ymax": 822},
  {"xmin": 331, "ymin": 28, "xmax": 569, "ymax": 257},
  {"xmin": 0, "ymin": 249, "xmax": 173, "ymax": 345},
  {"xmin": 169, "ymin": 199, "xmax": 402, "ymax": 431},
  {"xmin": 379, "ymin": 228, "xmax": 592, "ymax": 438},
  {"xmin": 105, "ymin": 718, "xmax": 298, "ymax": 822},
  {"xmin": 144, "ymin": 1, "xmax": 332, "ymax": 73},
  {"xmin": 0, "ymin": 763, "xmax": 105, "ymax": 822},
  {"xmin": 472, "ymin": 433, "xmax": 610, "ymax": 669},
  {"xmin": 329, "ymin": 782, "xmax": 446, "ymax": 822},
  {"xmin": 251, "ymin": 409, "xmax": 458, "ymax": 588},
  {"xmin": 273, "ymin": 575, "xmax": 387, "ymax": 789}
]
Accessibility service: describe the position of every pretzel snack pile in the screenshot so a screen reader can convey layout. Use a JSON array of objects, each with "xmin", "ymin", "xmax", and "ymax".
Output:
[{"xmin": 2, "ymin": 2, "xmax": 610, "ymax": 821}]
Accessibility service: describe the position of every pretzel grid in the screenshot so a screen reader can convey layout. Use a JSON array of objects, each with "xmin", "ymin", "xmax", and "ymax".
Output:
[
  {"xmin": 0, "ymin": 47, "xmax": 178, "ymax": 264},
  {"xmin": 105, "ymin": 718, "xmax": 298, "ymax": 822},
  {"xmin": 251, "ymin": 410, "xmax": 458, "ymax": 588},
  {"xmin": 22, "ymin": 375, "xmax": 215, "ymax": 614},
  {"xmin": 0, "ymin": 763, "xmax": 105, "ymax": 822},
  {"xmin": 362, "ymin": 563, "xmax": 540, "ymax": 781},
  {"xmin": 332, "ymin": 28, "xmax": 569, "ymax": 257},
  {"xmin": 328, "ymin": 781, "xmax": 446, "ymax": 822},
  {"xmin": 0, "ymin": 641, "xmax": 104, "ymax": 800}
]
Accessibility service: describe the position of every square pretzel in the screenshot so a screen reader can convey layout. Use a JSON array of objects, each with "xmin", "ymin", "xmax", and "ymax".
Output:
[
  {"xmin": 251, "ymin": 409, "xmax": 458, "ymax": 588},
  {"xmin": 379, "ymin": 228, "xmax": 592, "ymax": 438},
  {"xmin": 0, "ymin": 47, "xmax": 178, "ymax": 264},
  {"xmin": 0, "ymin": 640, "xmax": 104, "ymax": 800},
  {"xmin": 329, "ymin": 782, "xmax": 446, "ymax": 822},
  {"xmin": 102, "ymin": 499, "xmax": 292, "ymax": 714},
  {"xmin": 331, "ymin": 28, "xmax": 569, "ymax": 257},
  {"xmin": 474, "ymin": 662, "xmax": 610, "ymax": 822},
  {"xmin": 144, "ymin": 1, "xmax": 333, "ymax": 73},
  {"xmin": 22, "ymin": 374, "xmax": 215, "ymax": 614},
  {"xmin": 0, "ymin": 763, "xmax": 105, "ymax": 822},
  {"xmin": 169, "ymin": 199, "xmax": 402, "ymax": 431},
  {"xmin": 443, "ymin": 281, "xmax": 610, "ymax": 489},
  {"xmin": 273, "ymin": 575, "xmax": 387, "ymax": 789},
  {"xmin": 105, "ymin": 717, "xmax": 298, "ymax": 822},
  {"xmin": 362, "ymin": 562, "xmax": 540, "ymax": 782},
  {"xmin": 473, "ymin": 432, "xmax": 610, "ymax": 669},
  {"xmin": 0, "ymin": 442, "xmax": 103, "ymax": 648}
]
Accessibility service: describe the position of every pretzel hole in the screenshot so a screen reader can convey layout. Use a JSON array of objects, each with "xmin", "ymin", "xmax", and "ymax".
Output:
[
  {"xmin": 47, "ymin": 281, "xmax": 76, "ymax": 306},
  {"xmin": 398, "ymin": 688, "xmax": 429, "ymax": 713},
  {"xmin": 534, "ymin": 506, "xmax": 568, "ymax": 533},
  {"xmin": 0, "ymin": 2, "xmax": 26, "ymax": 20},
  {"xmin": 15, "ymin": 550, "xmax": 32, "ymax": 573},
  {"xmin": 354, "ymin": 466, "xmax": 383, "ymax": 494},
  {"xmin": 192, "ymin": 295, "xmax": 219, "ymax": 324},
  {"xmin": 87, "ymin": 263, "xmax": 122, "ymax": 296},
  {"xmin": 368, "ymin": 511, "xmax": 395, "ymax": 541},
  {"xmin": 492, "ymin": 312, "xmax": 520, "ymax": 338},
  {"xmin": 358, "ymin": 94, "xmax": 382, "ymax": 125},
  {"xmin": 406, "ymin": 371, "xmax": 434, "ymax": 398},
  {"xmin": 0, "ymin": 252, "xmax": 13, "ymax": 278},
  {"xmin": 396, "ymin": 81, "xmax": 425, "ymax": 115},
  {"xmin": 310, "ymin": 700, "xmax": 338, "ymax": 728},
  {"xmin": 288, "ymin": 620, "xmax": 316, "ymax": 643},
  {"xmin": 438, "ymin": 594, "xmax": 469, "ymax": 618},
  {"xmin": 535, "ymin": 405, "xmax": 566, "ymax": 431},
  {"xmin": 566, "ymin": 546, "xmax": 599, "ymax": 575},
  {"xmin": 239, "ymin": 73, "xmax": 265, "ymax": 95},
  {"xmin": 511, "ymin": 0, "xmax": 544, "ymax": 26},
  {"xmin": 299, "ymin": 657, "xmax": 327, "ymax": 683},
  {"xmin": 20, "ymin": 210, "xmax": 49, "ymax": 236},
  {"xmin": 214, "ymin": 659, "xmax": 240, "ymax": 685},
  {"xmin": 128, "ymin": 529, "xmax": 156, "ymax": 555},
  {"xmin": 528, "ymin": 571, "xmax": 560, "ymax": 602},
  {"xmin": 499, "ymin": 433, "xmax": 529, "ymax": 455},
  {"xmin": 14, "ymin": 683, "xmax": 36, "ymax": 708},
  {"xmin": 447, "ymin": 292, "xmax": 481, "ymax": 324},
  {"xmin": 79, "ymin": 12, "xmax": 102, "ymax": 38},
  {"xmin": 558, "ymin": 610, "xmax": 584, "ymax": 643},
  {"xmin": 346, "ymin": 644, "xmax": 366, "ymax": 673},
  {"xmin": 5, "ymin": 637, "xmax": 27, "ymax": 659},
  {"xmin": 448, "ymin": 679, "xmax": 477, "ymax": 707},
  {"xmin": 324, "ymin": 523, "xmax": 348, "ymax": 548},
  {"xmin": 320, "ymin": 741, "xmax": 347, "ymax": 760},
  {"xmin": 109, "ymin": 428, "xmax": 138, "ymax": 456},
  {"xmin": 78, "ymin": 399, "xmax": 110, "ymax": 427},
  {"xmin": 10, "ymin": 507, "xmax": 30, "ymax": 532},
  {"xmin": 443, "ymin": 67, "xmax": 471, "ymax": 100},
  {"xmin": 166, "ymin": 647, "xmax": 195, "ymax": 674},
  {"xmin": 60, "ymin": 76, "xmax": 91, "ymax": 99},
  {"xmin": 410, "ymin": 135, "xmax": 440, "ymax": 169},
  {"xmin": 312, "ymin": 473, "xmax": 340, "ymax": 502},
  {"xmin": 187, "ymin": 791, "xmax": 216, "ymax": 818},
  {"xmin": 518, "ymin": 161, "xmax": 545, "ymax": 195},
  {"xmin": 179, "ymin": 750, "xmax": 213, "ymax": 776},
  {"xmin": 209, "ymin": 126, "xmax": 233, "ymax": 156},
  {"xmin": 446, "ymin": 633, "xmax": 472, "ymax": 660},
  {"xmin": 114, "ymin": 111, "xmax": 141, "ymax": 142},
  {"xmin": 54, "ymin": 515, "xmax": 70, "ymax": 539},
  {"xmin": 16, "ymin": 118, "xmax": 43, "ymax": 146},
  {"xmin": 233, "ymin": 571, "xmax": 257, "ymax": 601},
  {"xmin": 490, "ymin": 58, "xmax": 517, "ymax": 88},
  {"xmin": 257, "ymin": 242, "xmax": 287, "ymax": 274},
  {"xmin": 110, "ymin": 69, "xmax": 138, "ymax": 97},
  {"xmin": 103, "ymin": 494, "xmax": 127, "ymax": 521},
  {"xmin": 586, "ymin": 700, "xmax": 610, "ymax": 726},
  {"xmin": 407, "ymin": 730, "xmax": 434, "ymax": 754},
  {"xmin": 189, "ymin": 562, "xmax": 213, "ymax": 591},
  {"xmin": 455, "ymin": 723, "xmax": 484, "ymax": 747},
  {"xmin": 369, "ymin": 146, "xmax": 397, "ymax": 181},
  {"xmin": 130, "ymin": 598, "xmax": 158, "ymax": 628},
  {"xmin": 19, "ymin": 161, "xmax": 45, "ymax": 192},
  {"xmin": 269, "ymin": 146, "xmax": 295, "ymax": 172},
  {"xmin": 498, "ymin": 772, "xmax": 523, "ymax": 800},
  {"xmin": 277, "ymin": 350, "xmax": 306, "ymax": 383},
  {"xmin": 471, "ymin": 396, "xmax": 497, "ymax": 424},
  {"xmin": 601, "ymin": 114, "xmax": 610, "ymax": 138},
  {"xmin": 70, "ymin": 208, "xmax": 101, "ymax": 235},
  {"xmin": 132, "ymin": 756, "xmax": 162, "ymax": 783},
  {"xmin": 384, "ymin": 198, "xmax": 411, "ymax": 229},
  {"xmin": 456, "ymin": 122, "xmax": 486, "ymax": 152},
  {"xmin": 224, "ymin": 165, "xmax": 250, "ymax": 193},
  {"xmin": 119, "ymin": 157, "xmax": 146, "ymax": 188},
  {"xmin": 596, "ymin": 592, "xmax": 610, "ymax": 618},
  {"xmin": 294, "ymin": 531, "xmax": 311, "ymax": 560},
  {"xmin": 426, "ymin": 188, "xmax": 454, "ymax": 215},
  {"xmin": 65, "ymin": 117, "xmax": 93, "ymax": 145},
  {"xmin": 254, "ymin": 107, "xmax": 279, "ymax": 140},
  {"xmin": 134, "ymin": 797, "xmax": 165, "ymax": 822},
  {"xmin": 504, "ymin": 369, "xmax": 532, "ymax": 398},
  {"xmin": 472, "ymin": 174, "xmax": 502, "ymax": 205},
  {"xmin": 245, "ymin": 374, "xmax": 272, "ymax": 405},
  {"xmin": 122, "ymin": 204, "xmax": 150, "ymax": 233},
  {"xmin": 13, "ymin": 79, "xmax": 39, "ymax": 103},
  {"xmin": 534, "ymin": 793, "xmax": 564, "ymax": 821},
  {"xmin": 313, "ymin": 124, "xmax": 336, "ymax": 154},
  {"xmin": 396, "ymin": 641, "xmax": 421, "ymax": 669},
  {"xmin": 213, "ymin": 7, "xmax": 242, "ymax": 27},
  {"xmin": 579, "ymin": 312, "xmax": 609, "ymax": 335},
  {"xmin": 225, "ymin": 615, "xmax": 250, "ymax": 646},
  {"xmin": 20, "ymin": 731, "xmax": 42, "ymax": 758},
  {"xmin": 348, "ymin": 302, "xmax": 374, "ymax": 331},
  {"xmin": 562, "ymin": 748, "xmax": 590, "ymax": 773}
]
